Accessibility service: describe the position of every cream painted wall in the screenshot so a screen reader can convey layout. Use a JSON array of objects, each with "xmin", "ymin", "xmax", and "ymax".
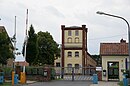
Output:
[
  {"xmin": 64, "ymin": 30, "xmax": 82, "ymax": 43},
  {"xmin": 102, "ymin": 56, "xmax": 128, "ymax": 81},
  {"xmin": 64, "ymin": 50, "xmax": 82, "ymax": 67},
  {"xmin": 63, "ymin": 30, "xmax": 83, "ymax": 67}
]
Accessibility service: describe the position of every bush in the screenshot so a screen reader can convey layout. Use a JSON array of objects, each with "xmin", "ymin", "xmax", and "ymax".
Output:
[
  {"xmin": 51, "ymin": 68, "xmax": 56, "ymax": 80},
  {"xmin": 118, "ymin": 81, "xmax": 123, "ymax": 86},
  {"xmin": 2, "ymin": 67, "xmax": 12, "ymax": 76}
]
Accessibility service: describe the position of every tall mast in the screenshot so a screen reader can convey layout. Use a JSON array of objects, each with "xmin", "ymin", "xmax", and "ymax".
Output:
[
  {"xmin": 23, "ymin": 9, "xmax": 28, "ymax": 72},
  {"xmin": 14, "ymin": 16, "xmax": 16, "ymax": 54},
  {"xmin": 13, "ymin": 16, "xmax": 17, "ymax": 72}
]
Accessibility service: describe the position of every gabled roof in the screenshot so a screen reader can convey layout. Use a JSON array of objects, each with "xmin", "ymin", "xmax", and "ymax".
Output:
[{"xmin": 100, "ymin": 39, "xmax": 128, "ymax": 56}]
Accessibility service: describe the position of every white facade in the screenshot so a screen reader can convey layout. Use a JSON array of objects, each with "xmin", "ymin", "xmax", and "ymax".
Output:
[{"xmin": 102, "ymin": 56, "xmax": 128, "ymax": 81}]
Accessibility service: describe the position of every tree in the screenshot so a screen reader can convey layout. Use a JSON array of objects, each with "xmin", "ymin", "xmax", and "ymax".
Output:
[
  {"xmin": 91, "ymin": 55, "xmax": 102, "ymax": 66},
  {"xmin": 0, "ymin": 32, "xmax": 13, "ymax": 65},
  {"xmin": 36, "ymin": 31, "xmax": 60, "ymax": 65},
  {"xmin": 22, "ymin": 25, "xmax": 38, "ymax": 65}
]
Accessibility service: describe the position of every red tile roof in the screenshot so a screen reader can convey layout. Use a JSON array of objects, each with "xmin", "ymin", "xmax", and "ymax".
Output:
[{"xmin": 100, "ymin": 40, "xmax": 128, "ymax": 56}]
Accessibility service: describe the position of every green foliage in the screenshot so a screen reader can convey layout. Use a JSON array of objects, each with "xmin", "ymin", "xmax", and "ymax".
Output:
[
  {"xmin": 1, "ymin": 82, "xmax": 12, "ymax": 86},
  {"xmin": 36, "ymin": 31, "xmax": 60, "ymax": 65},
  {"xmin": 23, "ymin": 25, "xmax": 38, "ymax": 65},
  {"xmin": 51, "ymin": 68, "xmax": 56, "ymax": 80},
  {"xmin": 2, "ymin": 67, "xmax": 12, "ymax": 76},
  {"xmin": 0, "ymin": 32, "xmax": 13, "ymax": 65},
  {"xmin": 22, "ymin": 25, "xmax": 60, "ymax": 66},
  {"xmin": 118, "ymin": 81, "xmax": 123, "ymax": 86},
  {"xmin": 91, "ymin": 55, "xmax": 101, "ymax": 66}
]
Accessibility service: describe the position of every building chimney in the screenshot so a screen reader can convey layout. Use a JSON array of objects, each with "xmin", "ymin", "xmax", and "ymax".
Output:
[
  {"xmin": 120, "ymin": 39, "xmax": 126, "ymax": 43},
  {"xmin": 61, "ymin": 25, "xmax": 65, "ymax": 30},
  {"xmin": 82, "ymin": 25, "xmax": 86, "ymax": 28}
]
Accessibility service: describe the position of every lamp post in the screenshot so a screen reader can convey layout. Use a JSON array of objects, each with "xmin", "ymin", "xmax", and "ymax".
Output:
[{"xmin": 97, "ymin": 11, "xmax": 130, "ymax": 85}]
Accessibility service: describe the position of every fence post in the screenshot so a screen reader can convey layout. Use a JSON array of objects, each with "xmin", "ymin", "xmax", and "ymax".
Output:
[
  {"xmin": 61, "ymin": 67, "xmax": 64, "ymax": 79},
  {"xmin": 72, "ymin": 67, "xmax": 74, "ymax": 81}
]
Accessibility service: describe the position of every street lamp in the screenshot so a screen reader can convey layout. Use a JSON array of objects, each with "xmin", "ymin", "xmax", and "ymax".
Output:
[{"xmin": 97, "ymin": 11, "xmax": 130, "ymax": 85}]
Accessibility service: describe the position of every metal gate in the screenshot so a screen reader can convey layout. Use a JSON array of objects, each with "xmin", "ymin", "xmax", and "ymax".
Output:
[
  {"xmin": 26, "ymin": 66, "xmax": 96, "ymax": 81},
  {"xmin": 53, "ymin": 67, "xmax": 96, "ymax": 81}
]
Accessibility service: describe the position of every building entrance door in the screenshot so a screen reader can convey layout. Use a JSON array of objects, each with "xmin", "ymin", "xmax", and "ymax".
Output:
[{"xmin": 107, "ymin": 62, "xmax": 119, "ymax": 80}]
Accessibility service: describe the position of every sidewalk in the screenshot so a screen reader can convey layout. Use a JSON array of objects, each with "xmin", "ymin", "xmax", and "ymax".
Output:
[{"xmin": 90, "ymin": 81, "xmax": 119, "ymax": 86}]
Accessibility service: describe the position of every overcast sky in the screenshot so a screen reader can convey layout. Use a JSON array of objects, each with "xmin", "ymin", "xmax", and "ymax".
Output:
[{"xmin": 0, "ymin": 0, "xmax": 130, "ymax": 59}]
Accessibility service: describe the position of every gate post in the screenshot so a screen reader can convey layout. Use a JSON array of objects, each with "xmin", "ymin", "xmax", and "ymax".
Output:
[
  {"xmin": 72, "ymin": 67, "xmax": 74, "ymax": 81},
  {"xmin": 61, "ymin": 68, "xmax": 64, "ymax": 79}
]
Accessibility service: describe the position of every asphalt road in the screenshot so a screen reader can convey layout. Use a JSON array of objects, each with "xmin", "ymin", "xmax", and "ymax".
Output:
[{"xmin": 23, "ymin": 80, "xmax": 92, "ymax": 86}]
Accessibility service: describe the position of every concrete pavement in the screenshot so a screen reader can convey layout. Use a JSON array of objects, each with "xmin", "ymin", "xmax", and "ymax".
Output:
[
  {"xmin": 23, "ymin": 80, "xmax": 119, "ymax": 86},
  {"xmin": 90, "ymin": 81, "xmax": 119, "ymax": 86},
  {"xmin": 5, "ymin": 80, "xmax": 120, "ymax": 86},
  {"xmin": 23, "ymin": 80, "xmax": 92, "ymax": 86}
]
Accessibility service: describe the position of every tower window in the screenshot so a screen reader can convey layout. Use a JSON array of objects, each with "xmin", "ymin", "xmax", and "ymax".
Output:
[
  {"xmin": 75, "ymin": 51, "xmax": 79, "ymax": 57},
  {"xmin": 75, "ymin": 37, "xmax": 79, "ymax": 43},
  {"xmin": 75, "ymin": 64, "xmax": 79, "ymax": 69},
  {"xmin": 67, "ymin": 64, "xmax": 72, "ymax": 73},
  {"xmin": 75, "ymin": 30, "xmax": 79, "ymax": 36},
  {"xmin": 67, "ymin": 64, "xmax": 72, "ymax": 68},
  {"xmin": 68, "ymin": 51, "xmax": 72, "ymax": 57},
  {"xmin": 68, "ymin": 30, "xmax": 72, "ymax": 36},
  {"xmin": 67, "ymin": 37, "xmax": 72, "ymax": 43}
]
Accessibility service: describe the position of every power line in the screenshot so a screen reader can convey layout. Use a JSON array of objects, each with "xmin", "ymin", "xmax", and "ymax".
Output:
[{"xmin": 88, "ymin": 34, "xmax": 127, "ymax": 40}]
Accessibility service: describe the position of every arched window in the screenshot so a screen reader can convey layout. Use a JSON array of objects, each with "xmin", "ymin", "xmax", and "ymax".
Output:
[
  {"xmin": 68, "ymin": 51, "xmax": 72, "ymax": 57},
  {"xmin": 67, "ymin": 63, "xmax": 72, "ymax": 73},
  {"xmin": 75, "ymin": 64, "xmax": 79, "ymax": 69},
  {"xmin": 75, "ymin": 37, "xmax": 79, "ymax": 43},
  {"xmin": 67, "ymin": 37, "xmax": 72, "ymax": 43},
  {"xmin": 75, "ymin": 51, "xmax": 79, "ymax": 57},
  {"xmin": 67, "ymin": 64, "xmax": 72, "ymax": 68}
]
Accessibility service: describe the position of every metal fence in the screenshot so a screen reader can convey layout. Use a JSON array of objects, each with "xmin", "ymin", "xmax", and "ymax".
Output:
[
  {"xmin": 0, "ymin": 66, "xmax": 96, "ymax": 81},
  {"xmin": 25, "ymin": 66, "xmax": 96, "ymax": 81}
]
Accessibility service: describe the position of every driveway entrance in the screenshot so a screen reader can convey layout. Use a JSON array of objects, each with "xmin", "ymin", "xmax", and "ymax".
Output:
[
  {"xmin": 23, "ymin": 80, "xmax": 92, "ymax": 86},
  {"xmin": 54, "ymin": 67, "xmax": 95, "ymax": 81}
]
